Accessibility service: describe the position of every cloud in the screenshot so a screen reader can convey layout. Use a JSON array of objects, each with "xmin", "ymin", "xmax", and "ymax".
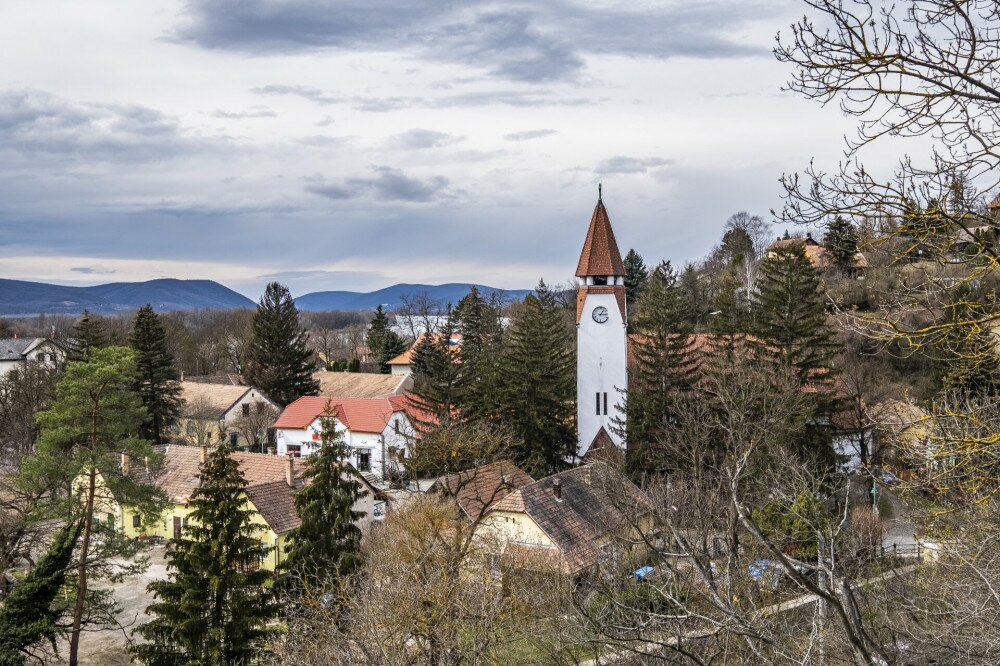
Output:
[
  {"xmin": 253, "ymin": 85, "xmax": 597, "ymax": 111},
  {"xmin": 174, "ymin": 0, "xmax": 782, "ymax": 82},
  {"xmin": 386, "ymin": 129, "xmax": 464, "ymax": 149},
  {"xmin": 306, "ymin": 166, "xmax": 450, "ymax": 203},
  {"xmin": 595, "ymin": 156, "xmax": 673, "ymax": 175},
  {"xmin": 70, "ymin": 266, "xmax": 116, "ymax": 275},
  {"xmin": 503, "ymin": 128, "xmax": 557, "ymax": 141},
  {"xmin": 251, "ymin": 84, "xmax": 341, "ymax": 105},
  {"xmin": 210, "ymin": 106, "xmax": 277, "ymax": 118}
]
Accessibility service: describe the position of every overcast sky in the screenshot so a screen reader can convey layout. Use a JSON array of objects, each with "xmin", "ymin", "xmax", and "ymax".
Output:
[{"xmin": 0, "ymin": 0, "xmax": 890, "ymax": 299}]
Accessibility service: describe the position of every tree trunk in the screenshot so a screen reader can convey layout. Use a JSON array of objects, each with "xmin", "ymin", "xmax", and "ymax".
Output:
[{"xmin": 69, "ymin": 467, "xmax": 96, "ymax": 666}]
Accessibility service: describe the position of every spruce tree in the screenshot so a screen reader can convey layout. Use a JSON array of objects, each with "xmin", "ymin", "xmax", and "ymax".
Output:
[
  {"xmin": 496, "ymin": 281, "xmax": 576, "ymax": 476},
  {"xmin": 453, "ymin": 287, "xmax": 504, "ymax": 424},
  {"xmin": 824, "ymin": 216, "xmax": 859, "ymax": 272},
  {"xmin": 68, "ymin": 310, "xmax": 107, "ymax": 361},
  {"xmin": 244, "ymin": 282, "xmax": 319, "ymax": 406},
  {"xmin": 935, "ymin": 288, "xmax": 1000, "ymax": 399},
  {"xmin": 133, "ymin": 445, "xmax": 277, "ymax": 665},
  {"xmin": 623, "ymin": 263, "xmax": 697, "ymax": 474},
  {"xmin": 278, "ymin": 409, "xmax": 364, "ymax": 599},
  {"xmin": 410, "ymin": 317, "xmax": 464, "ymax": 430},
  {"xmin": 710, "ymin": 265, "xmax": 748, "ymax": 335},
  {"xmin": 623, "ymin": 249, "xmax": 649, "ymax": 311},
  {"xmin": 0, "ymin": 520, "xmax": 82, "ymax": 665},
  {"xmin": 752, "ymin": 243, "xmax": 839, "ymax": 387},
  {"xmin": 130, "ymin": 305, "xmax": 181, "ymax": 445},
  {"xmin": 366, "ymin": 305, "xmax": 406, "ymax": 373}
]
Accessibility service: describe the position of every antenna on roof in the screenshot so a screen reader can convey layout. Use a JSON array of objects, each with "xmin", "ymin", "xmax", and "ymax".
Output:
[{"xmin": 598, "ymin": 182, "xmax": 602, "ymax": 202}]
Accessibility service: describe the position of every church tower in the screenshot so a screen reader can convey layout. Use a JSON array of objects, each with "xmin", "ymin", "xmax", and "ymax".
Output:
[{"xmin": 575, "ymin": 191, "xmax": 628, "ymax": 459}]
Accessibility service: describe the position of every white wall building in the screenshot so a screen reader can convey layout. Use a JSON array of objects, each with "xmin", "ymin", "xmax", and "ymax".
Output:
[
  {"xmin": 0, "ymin": 337, "xmax": 67, "ymax": 378},
  {"xmin": 574, "ymin": 195, "xmax": 629, "ymax": 459},
  {"xmin": 273, "ymin": 395, "xmax": 416, "ymax": 480}
]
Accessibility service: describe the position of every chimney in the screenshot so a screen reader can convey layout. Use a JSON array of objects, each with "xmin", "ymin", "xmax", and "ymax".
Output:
[
  {"xmin": 552, "ymin": 478, "xmax": 562, "ymax": 501},
  {"xmin": 143, "ymin": 456, "xmax": 150, "ymax": 473},
  {"xmin": 286, "ymin": 454, "xmax": 295, "ymax": 488},
  {"xmin": 199, "ymin": 445, "xmax": 208, "ymax": 464},
  {"xmin": 121, "ymin": 453, "xmax": 129, "ymax": 475}
]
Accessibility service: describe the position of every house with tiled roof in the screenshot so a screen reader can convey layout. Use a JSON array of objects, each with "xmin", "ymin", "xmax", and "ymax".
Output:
[
  {"xmin": 274, "ymin": 395, "xmax": 416, "ymax": 480},
  {"xmin": 475, "ymin": 463, "xmax": 653, "ymax": 577},
  {"xmin": 175, "ymin": 380, "xmax": 279, "ymax": 450},
  {"xmin": 768, "ymin": 233, "xmax": 868, "ymax": 272},
  {"xmin": 387, "ymin": 332, "xmax": 463, "ymax": 375},
  {"xmin": 99, "ymin": 445, "xmax": 382, "ymax": 571},
  {"xmin": 0, "ymin": 337, "xmax": 66, "ymax": 378},
  {"xmin": 429, "ymin": 461, "xmax": 534, "ymax": 523},
  {"xmin": 313, "ymin": 370, "xmax": 412, "ymax": 398}
]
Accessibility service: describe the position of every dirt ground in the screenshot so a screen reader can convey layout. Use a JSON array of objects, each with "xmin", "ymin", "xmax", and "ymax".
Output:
[{"xmin": 51, "ymin": 545, "xmax": 169, "ymax": 665}]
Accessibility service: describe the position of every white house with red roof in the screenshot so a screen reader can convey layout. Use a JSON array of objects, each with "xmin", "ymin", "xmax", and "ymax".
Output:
[{"xmin": 273, "ymin": 395, "xmax": 417, "ymax": 480}]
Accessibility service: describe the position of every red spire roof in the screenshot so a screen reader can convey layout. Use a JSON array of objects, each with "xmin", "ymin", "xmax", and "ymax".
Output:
[{"xmin": 575, "ymin": 198, "xmax": 625, "ymax": 277}]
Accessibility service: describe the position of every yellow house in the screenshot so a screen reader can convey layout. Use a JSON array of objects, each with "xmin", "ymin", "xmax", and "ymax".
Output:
[
  {"xmin": 474, "ymin": 462, "xmax": 654, "ymax": 578},
  {"xmin": 97, "ymin": 445, "xmax": 381, "ymax": 571}
]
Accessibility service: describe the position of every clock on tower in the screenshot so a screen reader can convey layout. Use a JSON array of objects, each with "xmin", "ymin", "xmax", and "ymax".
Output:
[{"xmin": 574, "ymin": 190, "xmax": 628, "ymax": 460}]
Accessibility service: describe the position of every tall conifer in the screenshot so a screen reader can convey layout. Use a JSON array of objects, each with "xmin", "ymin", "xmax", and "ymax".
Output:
[
  {"xmin": 278, "ymin": 408, "xmax": 365, "ymax": 599},
  {"xmin": 244, "ymin": 282, "xmax": 319, "ymax": 406},
  {"xmin": 133, "ymin": 445, "xmax": 277, "ymax": 665},
  {"xmin": 68, "ymin": 310, "xmax": 107, "ymax": 361},
  {"xmin": 623, "ymin": 249, "xmax": 649, "ymax": 312},
  {"xmin": 366, "ymin": 305, "xmax": 406, "ymax": 373},
  {"xmin": 454, "ymin": 287, "xmax": 504, "ymax": 423},
  {"xmin": 410, "ymin": 317, "xmax": 463, "ymax": 430},
  {"xmin": 497, "ymin": 281, "xmax": 575, "ymax": 475},
  {"xmin": 824, "ymin": 216, "xmax": 859, "ymax": 272},
  {"xmin": 130, "ymin": 304, "xmax": 181, "ymax": 445}
]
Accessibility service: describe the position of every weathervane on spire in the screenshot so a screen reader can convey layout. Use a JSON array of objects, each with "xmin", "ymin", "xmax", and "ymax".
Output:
[{"xmin": 598, "ymin": 182, "xmax": 602, "ymax": 202}]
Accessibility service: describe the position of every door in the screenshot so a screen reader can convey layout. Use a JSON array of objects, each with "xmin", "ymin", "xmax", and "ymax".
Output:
[{"xmin": 173, "ymin": 516, "xmax": 181, "ymax": 540}]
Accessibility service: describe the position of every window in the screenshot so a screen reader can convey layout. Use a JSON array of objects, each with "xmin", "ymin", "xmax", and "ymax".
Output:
[
  {"xmin": 603, "ymin": 392, "xmax": 608, "ymax": 416},
  {"xmin": 596, "ymin": 392, "xmax": 601, "ymax": 416},
  {"xmin": 186, "ymin": 421, "xmax": 195, "ymax": 436},
  {"xmin": 229, "ymin": 431, "xmax": 239, "ymax": 448},
  {"xmin": 255, "ymin": 401, "xmax": 265, "ymax": 413},
  {"xmin": 132, "ymin": 514, "xmax": 141, "ymax": 529},
  {"xmin": 287, "ymin": 444, "xmax": 302, "ymax": 458},
  {"xmin": 357, "ymin": 449, "xmax": 372, "ymax": 472},
  {"xmin": 242, "ymin": 403, "xmax": 251, "ymax": 417}
]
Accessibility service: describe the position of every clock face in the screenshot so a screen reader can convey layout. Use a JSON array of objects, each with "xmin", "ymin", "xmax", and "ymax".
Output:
[{"xmin": 592, "ymin": 306, "xmax": 609, "ymax": 324}]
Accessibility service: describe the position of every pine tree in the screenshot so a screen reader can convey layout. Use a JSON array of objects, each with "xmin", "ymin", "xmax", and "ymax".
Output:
[
  {"xmin": 623, "ymin": 263, "xmax": 697, "ymax": 475},
  {"xmin": 496, "ymin": 281, "xmax": 576, "ymax": 476},
  {"xmin": 824, "ymin": 216, "xmax": 859, "ymax": 272},
  {"xmin": 453, "ymin": 287, "xmax": 504, "ymax": 424},
  {"xmin": 0, "ymin": 520, "xmax": 82, "ymax": 665},
  {"xmin": 623, "ymin": 249, "xmax": 649, "ymax": 312},
  {"xmin": 133, "ymin": 445, "xmax": 278, "ymax": 665},
  {"xmin": 752, "ymin": 244, "xmax": 839, "ymax": 388},
  {"xmin": 129, "ymin": 305, "xmax": 181, "ymax": 445},
  {"xmin": 68, "ymin": 310, "xmax": 107, "ymax": 361},
  {"xmin": 278, "ymin": 409, "xmax": 364, "ymax": 599},
  {"xmin": 244, "ymin": 282, "xmax": 319, "ymax": 406}
]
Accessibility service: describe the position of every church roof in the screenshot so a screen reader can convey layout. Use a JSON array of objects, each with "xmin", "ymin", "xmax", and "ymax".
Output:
[{"xmin": 575, "ymin": 199, "xmax": 625, "ymax": 277}]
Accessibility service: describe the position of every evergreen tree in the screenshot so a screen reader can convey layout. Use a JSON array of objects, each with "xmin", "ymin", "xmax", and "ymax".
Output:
[
  {"xmin": 409, "ymin": 316, "xmax": 463, "ymax": 430},
  {"xmin": 68, "ymin": 310, "xmax": 107, "ymax": 361},
  {"xmin": 824, "ymin": 216, "xmax": 859, "ymax": 272},
  {"xmin": 366, "ymin": 304, "xmax": 391, "ymax": 358},
  {"xmin": 244, "ymin": 282, "xmax": 319, "ymax": 406},
  {"xmin": 129, "ymin": 305, "xmax": 182, "ymax": 445},
  {"xmin": 366, "ymin": 305, "xmax": 407, "ymax": 373},
  {"xmin": 678, "ymin": 263, "xmax": 706, "ymax": 327},
  {"xmin": 133, "ymin": 445, "xmax": 278, "ymax": 665},
  {"xmin": 622, "ymin": 263, "xmax": 697, "ymax": 475},
  {"xmin": 278, "ymin": 408, "xmax": 364, "ymax": 599},
  {"xmin": 623, "ymin": 249, "xmax": 649, "ymax": 312},
  {"xmin": 453, "ymin": 287, "xmax": 504, "ymax": 424},
  {"xmin": 710, "ymin": 264, "xmax": 748, "ymax": 335},
  {"xmin": 934, "ymin": 288, "xmax": 1000, "ymax": 399},
  {"xmin": 496, "ymin": 281, "xmax": 576, "ymax": 476},
  {"xmin": 752, "ymin": 243, "xmax": 839, "ymax": 387},
  {"xmin": 0, "ymin": 520, "xmax": 82, "ymax": 666}
]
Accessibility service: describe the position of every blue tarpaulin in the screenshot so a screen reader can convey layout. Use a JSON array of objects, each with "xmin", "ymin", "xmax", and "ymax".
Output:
[{"xmin": 634, "ymin": 566, "xmax": 654, "ymax": 579}]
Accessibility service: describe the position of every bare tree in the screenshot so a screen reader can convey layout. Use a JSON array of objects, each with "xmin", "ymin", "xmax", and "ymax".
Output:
[{"xmin": 230, "ymin": 402, "xmax": 279, "ymax": 453}]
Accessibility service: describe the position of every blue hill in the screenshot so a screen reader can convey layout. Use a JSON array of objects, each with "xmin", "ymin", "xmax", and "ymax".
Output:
[
  {"xmin": 0, "ymin": 278, "xmax": 255, "ymax": 315},
  {"xmin": 295, "ymin": 283, "xmax": 532, "ymax": 311}
]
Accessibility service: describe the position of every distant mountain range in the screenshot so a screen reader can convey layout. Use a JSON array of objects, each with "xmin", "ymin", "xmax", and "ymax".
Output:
[
  {"xmin": 295, "ymin": 283, "xmax": 532, "ymax": 311},
  {"xmin": 0, "ymin": 278, "xmax": 531, "ymax": 316},
  {"xmin": 0, "ymin": 278, "xmax": 255, "ymax": 315}
]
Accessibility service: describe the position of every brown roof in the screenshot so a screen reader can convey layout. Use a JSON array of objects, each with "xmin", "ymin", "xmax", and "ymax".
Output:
[
  {"xmin": 182, "ymin": 374, "xmax": 244, "ymax": 386},
  {"xmin": 575, "ymin": 199, "xmax": 625, "ymax": 277},
  {"xmin": 179, "ymin": 381, "xmax": 252, "ymax": 419},
  {"xmin": 768, "ymin": 237, "xmax": 868, "ymax": 270},
  {"xmin": 387, "ymin": 333, "xmax": 462, "ymax": 367},
  {"xmin": 489, "ymin": 463, "xmax": 650, "ymax": 575},
  {"xmin": 245, "ymin": 480, "xmax": 302, "ymax": 535},
  {"xmin": 582, "ymin": 427, "xmax": 623, "ymax": 464},
  {"xmin": 314, "ymin": 371, "xmax": 411, "ymax": 398},
  {"xmin": 430, "ymin": 461, "xmax": 534, "ymax": 522}
]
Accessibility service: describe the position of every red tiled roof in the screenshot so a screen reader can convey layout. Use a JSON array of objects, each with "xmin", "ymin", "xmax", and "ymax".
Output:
[
  {"xmin": 575, "ymin": 199, "xmax": 625, "ymax": 277},
  {"xmin": 274, "ymin": 396, "xmax": 400, "ymax": 433}
]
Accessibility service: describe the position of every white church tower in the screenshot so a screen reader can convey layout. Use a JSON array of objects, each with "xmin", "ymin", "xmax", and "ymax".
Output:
[{"xmin": 575, "ymin": 190, "xmax": 628, "ymax": 460}]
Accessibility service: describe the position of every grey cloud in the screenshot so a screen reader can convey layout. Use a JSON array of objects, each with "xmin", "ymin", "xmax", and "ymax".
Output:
[
  {"xmin": 504, "ymin": 129, "xmax": 557, "ymax": 141},
  {"xmin": 307, "ymin": 166, "xmax": 449, "ymax": 203},
  {"xmin": 387, "ymin": 129, "xmax": 464, "ymax": 149},
  {"xmin": 70, "ymin": 266, "xmax": 116, "ymax": 275},
  {"xmin": 0, "ymin": 89, "xmax": 195, "ymax": 164},
  {"xmin": 175, "ymin": 1, "xmax": 781, "ymax": 82},
  {"xmin": 211, "ymin": 106, "xmax": 277, "ymax": 118},
  {"xmin": 595, "ymin": 156, "xmax": 673, "ymax": 175},
  {"xmin": 251, "ymin": 84, "xmax": 342, "ymax": 105},
  {"xmin": 254, "ymin": 85, "xmax": 597, "ymax": 111}
]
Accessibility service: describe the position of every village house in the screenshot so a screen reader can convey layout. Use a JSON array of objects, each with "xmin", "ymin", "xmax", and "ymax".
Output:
[
  {"xmin": 95, "ymin": 445, "xmax": 383, "ymax": 571},
  {"xmin": 387, "ymin": 332, "xmax": 463, "ymax": 375},
  {"xmin": 273, "ymin": 395, "xmax": 417, "ymax": 481},
  {"xmin": 175, "ymin": 380, "xmax": 280, "ymax": 450},
  {"xmin": 474, "ymin": 463, "xmax": 653, "ymax": 578},
  {"xmin": 313, "ymin": 369, "xmax": 412, "ymax": 398},
  {"xmin": 429, "ymin": 460, "xmax": 534, "ymax": 523},
  {"xmin": 769, "ymin": 233, "xmax": 868, "ymax": 273},
  {"xmin": 0, "ymin": 337, "xmax": 67, "ymax": 377}
]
